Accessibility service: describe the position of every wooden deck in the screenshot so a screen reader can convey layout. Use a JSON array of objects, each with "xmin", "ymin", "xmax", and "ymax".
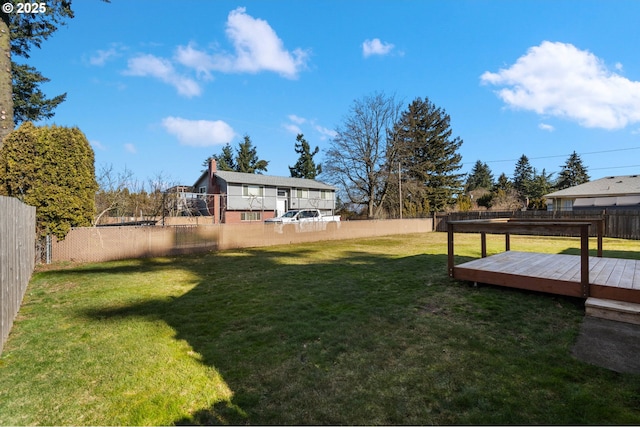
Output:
[
  {"xmin": 447, "ymin": 217, "xmax": 640, "ymax": 305},
  {"xmin": 454, "ymin": 251, "xmax": 640, "ymax": 304}
]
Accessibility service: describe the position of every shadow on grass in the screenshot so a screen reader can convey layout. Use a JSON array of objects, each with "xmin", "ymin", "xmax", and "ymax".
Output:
[
  {"xmin": 560, "ymin": 247, "xmax": 640, "ymax": 260},
  {"xmin": 81, "ymin": 247, "xmax": 456, "ymax": 425}
]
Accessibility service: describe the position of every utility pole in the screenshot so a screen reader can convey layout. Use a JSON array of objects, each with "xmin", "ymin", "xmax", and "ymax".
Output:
[{"xmin": 398, "ymin": 162, "xmax": 402, "ymax": 219}]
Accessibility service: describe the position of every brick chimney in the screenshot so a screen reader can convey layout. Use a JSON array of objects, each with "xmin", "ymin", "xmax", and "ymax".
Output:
[{"xmin": 209, "ymin": 158, "xmax": 217, "ymax": 182}]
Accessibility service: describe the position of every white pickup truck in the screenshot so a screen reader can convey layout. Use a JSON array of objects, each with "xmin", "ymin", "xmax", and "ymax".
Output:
[{"xmin": 265, "ymin": 209, "xmax": 341, "ymax": 233}]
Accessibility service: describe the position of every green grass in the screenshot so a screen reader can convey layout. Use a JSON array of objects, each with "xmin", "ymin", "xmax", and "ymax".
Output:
[{"xmin": 1, "ymin": 232, "xmax": 640, "ymax": 425}]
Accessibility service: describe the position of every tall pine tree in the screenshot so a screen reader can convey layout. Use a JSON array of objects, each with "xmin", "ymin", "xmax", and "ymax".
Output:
[
  {"xmin": 202, "ymin": 137, "xmax": 268, "ymax": 174},
  {"xmin": 513, "ymin": 154, "xmax": 534, "ymax": 201},
  {"xmin": 214, "ymin": 143, "xmax": 237, "ymax": 171},
  {"xmin": 289, "ymin": 133, "xmax": 321, "ymax": 179},
  {"xmin": 1, "ymin": 1, "xmax": 78, "ymax": 143},
  {"xmin": 556, "ymin": 151, "xmax": 589, "ymax": 190},
  {"xmin": 392, "ymin": 97, "xmax": 464, "ymax": 212},
  {"xmin": 466, "ymin": 160, "xmax": 494, "ymax": 191},
  {"xmin": 235, "ymin": 135, "xmax": 268, "ymax": 174}
]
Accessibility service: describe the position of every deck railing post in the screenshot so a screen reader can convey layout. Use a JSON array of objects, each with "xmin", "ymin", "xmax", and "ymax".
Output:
[
  {"xmin": 597, "ymin": 218, "xmax": 604, "ymax": 257},
  {"xmin": 481, "ymin": 232, "xmax": 487, "ymax": 258},
  {"xmin": 580, "ymin": 224, "xmax": 590, "ymax": 298},
  {"xmin": 505, "ymin": 233, "xmax": 510, "ymax": 252},
  {"xmin": 447, "ymin": 222, "xmax": 454, "ymax": 278}
]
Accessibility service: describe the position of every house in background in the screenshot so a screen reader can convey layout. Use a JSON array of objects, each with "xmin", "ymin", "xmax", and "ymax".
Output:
[
  {"xmin": 192, "ymin": 159, "xmax": 337, "ymax": 223},
  {"xmin": 545, "ymin": 175, "xmax": 640, "ymax": 212}
]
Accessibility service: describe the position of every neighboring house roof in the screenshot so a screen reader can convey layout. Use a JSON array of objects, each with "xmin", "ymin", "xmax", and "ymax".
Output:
[
  {"xmin": 194, "ymin": 170, "xmax": 336, "ymax": 191},
  {"xmin": 545, "ymin": 175, "xmax": 640, "ymax": 198}
]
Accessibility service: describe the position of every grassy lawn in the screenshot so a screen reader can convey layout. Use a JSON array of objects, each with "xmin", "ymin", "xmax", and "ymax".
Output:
[{"xmin": 1, "ymin": 232, "xmax": 640, "ymax": 425}]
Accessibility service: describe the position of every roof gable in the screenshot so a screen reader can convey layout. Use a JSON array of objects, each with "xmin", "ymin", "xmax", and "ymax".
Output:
[{"xmin": 545, "ymin": 174, "xmax": 640, "ymax": 198}]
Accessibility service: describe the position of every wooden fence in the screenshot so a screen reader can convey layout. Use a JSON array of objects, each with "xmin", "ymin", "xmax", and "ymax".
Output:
[
  {"xmin": 435, "ymin": 209, "xmax": 640, "ymax": 240},
  {"xmin": 0, "ymin": 196, "xmax": 36, "ymax": 356}
]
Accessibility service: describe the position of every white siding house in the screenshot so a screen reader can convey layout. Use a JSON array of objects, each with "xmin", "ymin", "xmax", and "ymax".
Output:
[
  {"xmin": 193, "ymin": 159, "xmax": 337, "ymax": 223},
  {"xmin": 545, "ymin": 175, "xmax": 640, "ymax": 212}
]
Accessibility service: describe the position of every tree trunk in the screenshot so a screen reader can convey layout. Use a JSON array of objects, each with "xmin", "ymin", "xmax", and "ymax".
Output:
[{"xmin": 0, "ymin": 15, "xmax": 13, "ymax": 146}]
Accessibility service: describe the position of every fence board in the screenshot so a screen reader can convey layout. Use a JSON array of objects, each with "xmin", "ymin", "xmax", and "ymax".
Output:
[{"xmin": 0, "ymin": 196, "xmax": 36, "ymax": 356}]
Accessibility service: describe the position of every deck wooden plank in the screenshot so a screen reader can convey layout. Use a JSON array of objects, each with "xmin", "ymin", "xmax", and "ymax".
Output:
[
  {"xmin": 607, "ymin": 260, "xmax": 628, "ymax": 287},
  {"xmin": 565, "ymin": 256, "xmax": 610, "ymax": 282},
  {"xmin": 457, "ymin": 251, "xmax": 531, "ymax": 273},
  {"xmin": 551, "ymin": 255, "xmax": 583, "ymax": 281},
  {"xmin": 634, "ymin": 262, "xmax": 640, "ymax": 290},
  {"xmin": 587, "ymin": 256, "xmax": 608, "ymax": 280},
  {"xmin": 592, "ymin": 258, "xmax": 620, "ymax": 286},
  {"xmin": 511, "ymin": 253, "xmax": 558, "ymax": 276},
  {"xmin": 618, "ymin": 260, "xmax": 639, "ymax": 289},
  {"xmin": 545, "ymin": 255, "xmax": 583, "ymax": 280}
]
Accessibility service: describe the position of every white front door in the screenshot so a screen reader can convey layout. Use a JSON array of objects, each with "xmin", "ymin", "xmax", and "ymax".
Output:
[{"xmin": 276, "ymin": 199, "xmax": 286, "ymax": 217}]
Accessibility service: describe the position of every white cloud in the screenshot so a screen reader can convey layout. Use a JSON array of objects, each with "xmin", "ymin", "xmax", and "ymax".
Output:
[
  {"xmin": 124, "ymin": 143, "xmax": 137, "ymax": 154},
  {"xmin": 288, "ymin": 114, "xmax": 307, "ymax": 124},
  {"xmin": 222, "ymin": 7, "xmax": 309, "ymax": 78},
  {"xmin": 283, "ymin": 123, "xmax": 302, "ymax": 134},
  {"xmin": 90, "ymin": 140, "xmax": 106, "ymax": 150},
  {"xmin": 124, "ymin": 54, "xmax": 202, "ymax": 97},
  {"xmin": 162, "ymin": 116, "xmax": 236, "ymax": 147},
  {"xmin": 175, "ymin": 43, "xmax": 216, "ymax": 81},
  {"xmin": 481, "ymin": 41, "xmax": 640, "ymax": 130},
  {"xmin": 538, "ymin": 123, "xmax": 555, "ymax": 132},
  {"xmin": 122, "ymin": 8, "xmax": 308, "ymax": 96},
  {"xmin": 283, "ymin": 114, "xmax": 336, "ymax": 140},
  {"xmin": 89, "ymin": 47, "xmax": 119, "ymax": 66},
  {"xmin": 314, "ymin": 125, "xmax": 337, "ymax": 139},
  {"xmin": 362, "ymin": 38, "xmax": 395, "ymax": 58},
  {"xmin": 176, "ymin": 8, "xmax": 309, "ymax": 79}
]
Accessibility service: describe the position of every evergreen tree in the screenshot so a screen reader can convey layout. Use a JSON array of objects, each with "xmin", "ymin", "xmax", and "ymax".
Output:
[
  {"xmin": 236, "ymin": 135, "xmax": 268, "ymax": 174},
  {"xmin": 528, "ymin": 168, "xmax": 554, "ymax": 210},
  {"xmin": 0, "ymin": 122, "xmax": 98, "ymax": 238},
  {"xmin": 289, "ymin": 133, "xmax": 322, "ymax": 179},
  {"xmin": 392, "ymin": 96, "xmax": 464, "ymax": 212},
  {"xmin": 1, "ymin": 1, "xmax": 77, "ymax": 142},
  {"xmin": 493, "ymin": 172, "xmax": 512, "ymax": 192},
  {"xmin": 466, "ymin": 160, "xmax": 494, "ymax": 191},
  {"xmin": 513, "ymin": 154, "xmax": 534, "ymax": 200},
  {"xmin": 11, "ymin": 63, "xmax": 67, "ymax": 125},
  {"xmin": 202, "ymin": 137, "xmax": 268, "ymax": 174},
  {"xmin": 556, "ymin": 151, "xmax": 590, "ymax": 190},
  {"xmin": 214, "ymin": 143, "xmax": 237, "ymax": 171}
]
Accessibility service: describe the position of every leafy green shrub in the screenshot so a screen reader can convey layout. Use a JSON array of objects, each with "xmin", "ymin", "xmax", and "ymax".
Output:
[{"xmin": 0, "ymin": 122, "xmax": 98, "ymax": 238}]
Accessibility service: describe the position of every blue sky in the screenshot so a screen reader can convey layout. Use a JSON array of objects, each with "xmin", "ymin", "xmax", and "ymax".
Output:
[{"xmin": 23, "ymin": 0, "xmax": 640, "ymax": 188}]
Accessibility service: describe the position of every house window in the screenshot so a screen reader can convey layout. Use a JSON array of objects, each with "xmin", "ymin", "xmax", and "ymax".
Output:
[
  {"xmin": 296, "ymin": 188, "xmax": 308, "ymax": 199},
  {"xmin": 277, "ymin": 188, "xmax": 288, "ymax": 197},
  {"xmin": 241, "ymin": 212, "xmax": 262, "ymax": 221},
  {"xmin": 199, "ymin": 186, "xmax": 206, "ymax": 193},
  {"xmin": 243, "ymin": 185, "xmax": 264, "ymax": 197},
  {"xmin": 321, "ymin": 190, "xmax": 331, "ymax": 200},
  {"xmin": 562, "ymin": 199, "xmax": 573, "ymax": 211}
]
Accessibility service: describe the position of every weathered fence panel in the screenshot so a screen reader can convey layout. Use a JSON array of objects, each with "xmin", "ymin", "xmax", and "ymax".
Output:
[
  {"xmin": 0, "ymin": 196, "xmax": 36, "ymax": 356},
  {"xmin": 51, "ymin": 218, "xmax": 433, "ymax": 263},
  {"xmin": 435, "ymin": 209, "xmax": 640, "ymax": 239}
]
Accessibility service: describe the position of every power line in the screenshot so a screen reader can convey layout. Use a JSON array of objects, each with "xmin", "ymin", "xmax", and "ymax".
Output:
[
  {"xmin": 463, "ymin": 146, "xmax": 640, "ymax": 166},
  {"xmin": 590, "ymin": 164, "xmax": 640, "ymax": 171}
]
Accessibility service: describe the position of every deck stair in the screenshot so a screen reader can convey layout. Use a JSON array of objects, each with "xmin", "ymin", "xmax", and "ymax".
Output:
[{"xmin": 585, "ymin": 298, "xmax": 640, "ymax": 325}]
